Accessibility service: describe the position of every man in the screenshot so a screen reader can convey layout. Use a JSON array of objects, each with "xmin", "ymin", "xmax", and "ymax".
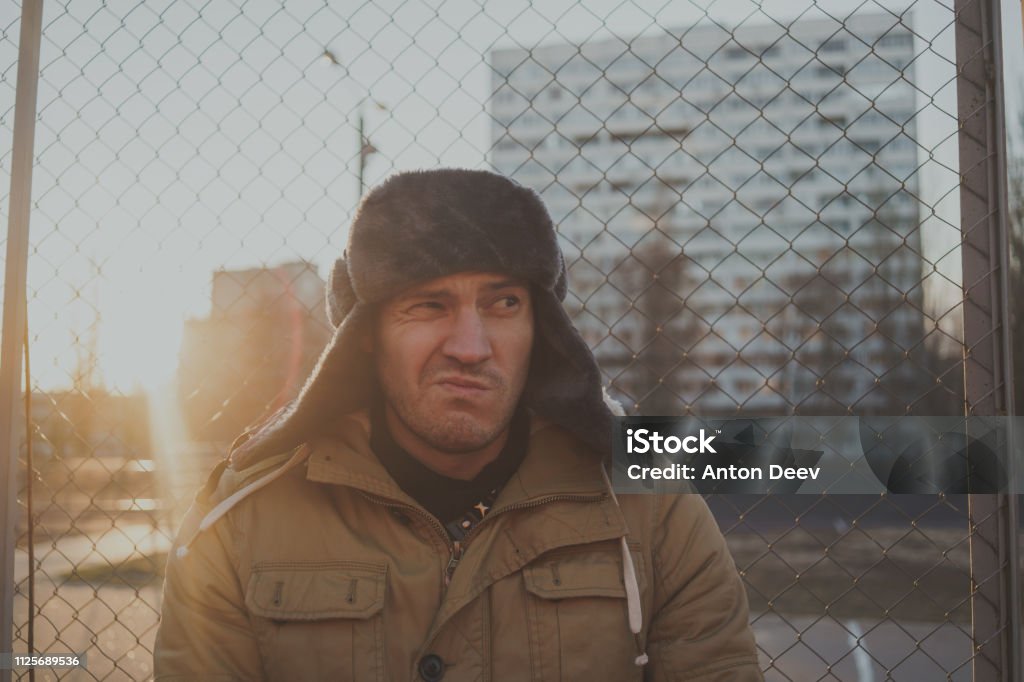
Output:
[{"xmin": 155, "ymin": 169, "xmax": 762, "ymax": 681}]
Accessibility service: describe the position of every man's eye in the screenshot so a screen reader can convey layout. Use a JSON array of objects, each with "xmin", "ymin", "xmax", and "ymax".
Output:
[
  {"xmin": 497, "ymin": 295, "xmax": 520, "ymax": 308},
  {"xmin": 411, "ymin": 301, "xmax": 445, "ymax": 312}
]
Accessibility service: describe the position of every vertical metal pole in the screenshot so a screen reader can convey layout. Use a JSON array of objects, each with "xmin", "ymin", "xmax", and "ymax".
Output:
[
  {"xmin": 0, "ymin": 0, "xmax": 43, "ymax": 677},
  {"xmin": 995, "ymin": 0, "xmax": 1024, "ymax": 674},
  {"xmin": 956, "ymin": 0, "xmax": 1018, "ymax": 680},
  {"xmin": 357, "ymin": 109, "xmax": 365, "ymax": 199}
]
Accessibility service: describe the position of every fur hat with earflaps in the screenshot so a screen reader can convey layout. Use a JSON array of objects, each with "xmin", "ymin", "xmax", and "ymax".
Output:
[{"xmin": 229, "ymin": 168, "xmax": 614, "ymax": 469}]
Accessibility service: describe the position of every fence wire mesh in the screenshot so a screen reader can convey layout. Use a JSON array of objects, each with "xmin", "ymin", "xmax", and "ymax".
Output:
[{"xmin": 0, "ymin": 0, "xmax": 1014, "ymax": 679}]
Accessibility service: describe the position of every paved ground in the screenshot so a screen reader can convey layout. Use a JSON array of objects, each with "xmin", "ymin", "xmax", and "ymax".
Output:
[{"xmin": 754, "ymin": 613, "xmax": 973, "ymax": 681}]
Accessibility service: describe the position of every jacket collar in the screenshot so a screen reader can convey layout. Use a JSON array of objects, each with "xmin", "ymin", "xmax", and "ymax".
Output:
[{"xmin": 304, "ymin": 409, "xmax": 609, "ymax": 510}]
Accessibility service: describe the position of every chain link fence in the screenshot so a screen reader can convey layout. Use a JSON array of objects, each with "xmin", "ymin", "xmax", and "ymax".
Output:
[{"xmin": 1, "ymin": 0, "xmax": 1019, "ymax": 679}]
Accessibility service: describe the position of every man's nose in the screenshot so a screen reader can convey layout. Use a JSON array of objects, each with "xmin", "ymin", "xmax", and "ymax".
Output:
[{"xmin": 442, "ymin": 307, "xmax": 492, "ymax": 365}]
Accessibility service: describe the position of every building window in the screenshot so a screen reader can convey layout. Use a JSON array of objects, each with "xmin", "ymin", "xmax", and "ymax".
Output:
[{"xmin": 878, "ymin": 32, "xmax": 912, "ymax": 49}]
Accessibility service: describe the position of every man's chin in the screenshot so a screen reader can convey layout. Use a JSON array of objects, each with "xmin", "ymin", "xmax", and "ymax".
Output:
[
  {"xmin": 422, "ymin": 416, "xmax": 503, "ymax": 455},
  {"xmin": 430, "ymin": 432, "xmax": 494, "ymax": 455}
]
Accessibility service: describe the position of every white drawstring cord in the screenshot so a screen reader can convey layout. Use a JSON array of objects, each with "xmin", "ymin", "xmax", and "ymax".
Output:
[
  {"xmin": 600, "ymin": 464, "xmax": 649, "ymax": 666},
  {"xmin": 175, "ymin": 445, "xmax": 313, "ymax": 559}
]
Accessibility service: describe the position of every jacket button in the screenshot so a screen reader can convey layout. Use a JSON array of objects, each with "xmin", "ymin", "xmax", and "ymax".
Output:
[{"xmin": 418, "ymin": 654, "xmax": 445, "ymax": 681}]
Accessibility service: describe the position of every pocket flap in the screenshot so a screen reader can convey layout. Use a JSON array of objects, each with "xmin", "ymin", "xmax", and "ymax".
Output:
[
  {"xmin": 245, "ymin": 560, "xmax": 386, "ymax": 620},
  {"xmin": 523, "ymin": 549, "xmax": 628, "ymax": 600}
]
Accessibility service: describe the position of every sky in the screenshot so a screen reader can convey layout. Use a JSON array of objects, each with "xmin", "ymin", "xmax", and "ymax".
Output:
[{"xmin": 0, "ymin": 0, "xmax": 961, "ymax": 393}]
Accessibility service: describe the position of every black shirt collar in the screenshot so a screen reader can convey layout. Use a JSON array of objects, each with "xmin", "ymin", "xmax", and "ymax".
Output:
[{"xmin": 369, "ymin": 399, "xmax": 529, "ymax": 526}]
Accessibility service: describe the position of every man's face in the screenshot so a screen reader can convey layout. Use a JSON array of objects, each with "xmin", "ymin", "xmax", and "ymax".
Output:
[{"xmin": 373, "ymin": 271, "xmax": 534, "ymax": 454}]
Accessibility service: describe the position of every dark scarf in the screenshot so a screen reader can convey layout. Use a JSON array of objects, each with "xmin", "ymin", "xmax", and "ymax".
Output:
[{"xmin": 369, "ymin": 399, "xmax": 529, "ymax": 540}]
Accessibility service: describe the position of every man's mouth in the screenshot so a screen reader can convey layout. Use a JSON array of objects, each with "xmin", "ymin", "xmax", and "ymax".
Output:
[{"xmin": 435, "ymin": 376, "xmax": 493, "ymax": 393}]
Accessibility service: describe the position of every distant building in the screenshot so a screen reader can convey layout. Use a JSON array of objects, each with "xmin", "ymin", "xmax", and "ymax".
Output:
[
  {"xmin": 29, "ymin": 389, "xmax": 150, "ymax": 462},
  {"xmin": 178, "ymin": 261, "xmax": 330, "ymax": 442},
  {"xmin": 25, "ymin": 389, "xmax": 154, "ymax": 523},
  {"xmin": 490, "ymin": 14, "xmax": 936, "ymax": 415}
]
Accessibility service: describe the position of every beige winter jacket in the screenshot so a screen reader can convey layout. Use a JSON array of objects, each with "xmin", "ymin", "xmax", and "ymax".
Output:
[{"xmin": 154, "ymin": 411, "xmax": 762, "ymax": 681}]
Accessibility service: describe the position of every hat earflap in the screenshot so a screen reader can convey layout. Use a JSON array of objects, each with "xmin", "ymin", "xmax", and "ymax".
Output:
[{"xmin": 328, "ymin": 256, "xmax": 357, "ymax": 328}]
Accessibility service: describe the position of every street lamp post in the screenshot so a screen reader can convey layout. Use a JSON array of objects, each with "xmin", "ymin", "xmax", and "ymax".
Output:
[
  {"xmin": 357, "ymin": 110, "xmax": 365, "ymax": 198},
  {"xmin": 320, "ymin": 50, "xmax": 382, "ymax": 199}
]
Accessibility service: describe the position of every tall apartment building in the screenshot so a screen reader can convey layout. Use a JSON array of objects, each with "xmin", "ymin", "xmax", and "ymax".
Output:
[{"xmin": 490, "ymin": 15, "xmax": 931, "ymax": 415}]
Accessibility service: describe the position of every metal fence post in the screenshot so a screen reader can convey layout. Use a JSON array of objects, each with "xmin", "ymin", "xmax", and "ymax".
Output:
[
  {"xmin": 0, "ymin": 0, "xmax": 43, "ymax": 678},
  {"xmin": 955, "ymin": 0, "xmax": 1020, "ymax": 679}
]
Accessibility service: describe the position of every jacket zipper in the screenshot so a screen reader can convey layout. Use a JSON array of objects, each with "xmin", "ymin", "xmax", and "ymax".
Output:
[
  {"xmin": 446, "ymin": 541, "xmax": 463, "ymax": 585},
  {"xmin": 459, "ymin": 492, "xmax": 607, "ymax": 550},
  {"xmin": 445, "ymin": 492, "xmax": 609, "ymax": 593},
  {"xmin": 358, "ymin": 491, "xmax": 607, "ymax": 587},
  {"xmin": 357, "ymin": 491, "xmax": 461, "ymax": 587}
]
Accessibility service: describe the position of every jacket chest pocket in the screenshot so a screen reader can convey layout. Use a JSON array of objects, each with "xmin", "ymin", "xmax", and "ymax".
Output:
[
  {"xmin": 245, "ymin": 560, "xmax": 386, "ymax": 681},
  {"xmin": 522, "ymin": 547, "xmax": 644, "ymax": 682}
]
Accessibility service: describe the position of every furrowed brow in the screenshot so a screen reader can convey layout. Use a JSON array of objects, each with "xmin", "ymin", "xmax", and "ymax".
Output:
[
  {"xmin": 483, "ymin": 279, "xmax": 528, "ymax": 291},
  {"xmin": 398, "ymin": 287, "xmax": 452, "ymax": 302}
]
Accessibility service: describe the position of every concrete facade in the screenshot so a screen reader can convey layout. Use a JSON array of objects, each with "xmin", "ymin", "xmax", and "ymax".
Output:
[{"xmin": 489, "ymin": 15, "xmax": 928, "ymax": 415}]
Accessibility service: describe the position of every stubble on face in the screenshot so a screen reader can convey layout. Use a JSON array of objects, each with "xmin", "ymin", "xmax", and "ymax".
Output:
[{"xmin": 380, "ymin": 360, "xmax": 517, "ymax": 454}]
